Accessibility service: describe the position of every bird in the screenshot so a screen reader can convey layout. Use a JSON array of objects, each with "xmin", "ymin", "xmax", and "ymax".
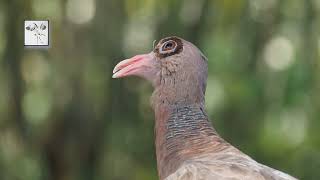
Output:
[{"xmin": 112, "ymin": 36, "xmax": 298, "ymax": 180}]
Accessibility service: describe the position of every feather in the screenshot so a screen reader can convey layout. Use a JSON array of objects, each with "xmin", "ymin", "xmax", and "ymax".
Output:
[{"xmin": 112, "ymin": 36, "xmax": 298, "ymax": 180}]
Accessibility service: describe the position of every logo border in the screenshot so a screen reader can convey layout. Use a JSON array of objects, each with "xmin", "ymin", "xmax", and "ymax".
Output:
[{"xmin": 24, "ymin": 20, "xmax": 50, "ymax": 47}]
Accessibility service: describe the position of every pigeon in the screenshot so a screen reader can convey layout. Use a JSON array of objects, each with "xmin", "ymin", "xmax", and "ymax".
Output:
[{"xmin": 112, "ymin": 36, "xmax": 298, "ymax": 180}]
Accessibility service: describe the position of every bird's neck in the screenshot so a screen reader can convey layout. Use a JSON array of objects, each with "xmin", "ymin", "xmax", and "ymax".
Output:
[{"xmin": 153, "ymin": 101, "xmax": 225, "ymax": 179}]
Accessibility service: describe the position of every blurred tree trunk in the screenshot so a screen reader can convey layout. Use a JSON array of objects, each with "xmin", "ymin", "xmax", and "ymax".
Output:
[
  {"xmin": 41, "ymin": 0, "xmax": 128, "ymax": 180},
  {"xmin": 90, "ymin": 0, "xmax": 128, "ymax": 179},
  {"xmin": 3, "ymin": 0, "xmax": 32, "ymax": 139}
]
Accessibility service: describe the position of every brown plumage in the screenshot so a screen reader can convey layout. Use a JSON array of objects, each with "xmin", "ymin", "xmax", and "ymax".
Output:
[{"xmin": 112, "ymin": 36, "xmax": 298, "ymax": 180}]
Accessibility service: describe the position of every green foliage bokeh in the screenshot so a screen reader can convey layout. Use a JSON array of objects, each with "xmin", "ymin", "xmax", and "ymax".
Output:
[{"xmin": 0, "ymin": 0, "xmax": 319, "ymax": 179}]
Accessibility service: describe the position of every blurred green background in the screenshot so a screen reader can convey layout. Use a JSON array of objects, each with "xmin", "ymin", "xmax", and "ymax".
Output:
[{"xmin": 0, "ymin": 0, "xmax": 320, "ymax": 179}]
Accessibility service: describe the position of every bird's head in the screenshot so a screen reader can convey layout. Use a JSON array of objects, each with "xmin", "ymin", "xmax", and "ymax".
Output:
[{"xmin": 113, "ymin": 36, "xmax": 208, "ymax": 104}]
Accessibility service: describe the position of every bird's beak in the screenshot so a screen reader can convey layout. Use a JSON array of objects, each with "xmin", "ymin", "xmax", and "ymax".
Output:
[{"xmin": 112, "ymin": 53, "xmax": 156, "ymax": 79}]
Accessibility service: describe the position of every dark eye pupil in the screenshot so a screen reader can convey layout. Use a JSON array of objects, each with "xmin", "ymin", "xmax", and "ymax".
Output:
[
  {"xmin": 162, "ymin": 41, "xmax": 176, "ymax": 51},
  {"xmin": 165, "ymin": 42, "xmax": 173, "ymax": 49}
]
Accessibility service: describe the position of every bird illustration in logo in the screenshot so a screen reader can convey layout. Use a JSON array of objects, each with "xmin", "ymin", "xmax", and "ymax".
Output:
[{"xmin": 25, "ymin": 22, "xmax": 47, "ymax": 44}]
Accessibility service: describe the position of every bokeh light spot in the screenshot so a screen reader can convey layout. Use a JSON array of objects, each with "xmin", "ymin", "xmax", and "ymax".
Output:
[
  {"xmin": 249, "ymin": 0, "xmax": 277, "ymax": 21},
  {"xmin": 279, "ymin": 109, "xmax": 307, "ymax": 146},
  {"xmin": 0, "ymin": 130, "xmax": 22, "ymax": 162},
  {"xmin": 205, "ymin": 77, "xmax": 225, "ymax": 115},
  {"xmin": 32, "ymin": 0, "xmax": 62, "ymax": 21},
  {"xmin": 264, "ymin": 36, "xmax": 294, "ymax": 71},
  {"xmin": 179, "ymin": 0, "xmax": 204, "ymax": 26},
  {"xmin": 66, "ymin": 0, "xmax": 96, "ymax": 24},
  {"xmin": 123, "ymin": 17, "xmax": 154, "ymax": 55},
  {"xmin": 21, "ymin": 52, "xmax": 50, "ymax": 85},
  {"xmin": 314, "ymin": 0, "xmax": 320, "ymax": 11},
  {"xmin": 22, "ymin": 89, "xmax": 52, "ymax": 125},
  {"xmin": 262, "ymin": 108, "xmax": 308, "ymax": 151}
]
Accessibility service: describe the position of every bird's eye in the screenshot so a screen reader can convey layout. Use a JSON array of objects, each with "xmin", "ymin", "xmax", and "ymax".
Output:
[
  {"xmin": 160, "ymin": 40, "xmax": 177, "ymax": 54},
  {"xmin": 154, "ymin": 37, "xmax": 183, "ymax": 58},
  {"xmin": 163, "ymin": 42, "xmax": 174, "ymax": 50}
]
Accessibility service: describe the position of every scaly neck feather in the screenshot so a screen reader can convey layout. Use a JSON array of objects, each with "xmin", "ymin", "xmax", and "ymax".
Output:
[
  {"xmin": 151, "ymin": 67, "xmax": 229, "ymax": 179},
  {"xmin": 152, "ymin": 96, "xmax": 228, "ymax": 179}
]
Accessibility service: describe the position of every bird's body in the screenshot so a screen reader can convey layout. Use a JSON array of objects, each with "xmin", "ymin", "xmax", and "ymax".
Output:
[
  {"xmin": 112, "ymin": 36, "xmax": 298, "ymax": 180},
  {"xmin": 166, "ymin": 152, "xmax": 296, "ymax": 180},
  {"xmin": 154, "ymin": 103, "xmax": 297, "ymax": 180}
]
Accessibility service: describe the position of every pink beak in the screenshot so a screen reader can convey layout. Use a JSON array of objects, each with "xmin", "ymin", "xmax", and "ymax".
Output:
[{"xmin": 112, "ymin": 53, "xmax": 156, "ymax": 80}]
